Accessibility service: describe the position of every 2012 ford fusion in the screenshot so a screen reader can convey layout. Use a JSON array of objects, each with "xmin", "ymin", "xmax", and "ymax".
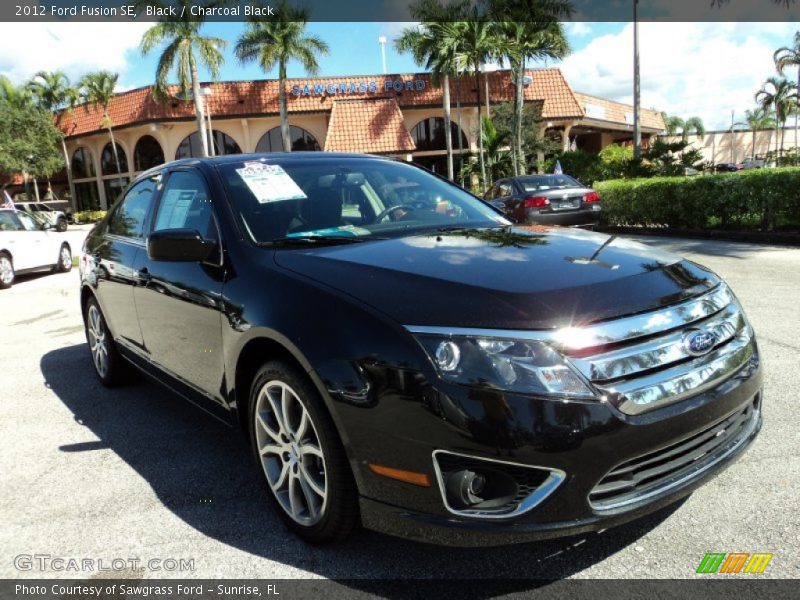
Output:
[{"xmin": 79, "ymin": 153, "xmax": 762, "ymax": 545}]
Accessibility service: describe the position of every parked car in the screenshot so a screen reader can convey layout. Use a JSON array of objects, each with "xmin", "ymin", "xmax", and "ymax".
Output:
[
  {"xmin": 714, "ymin": 163, "xmax": 742, "ymax": 172},
  {"xmin": 741, "ymin": 156, "xmax": 767, "ymax": 170},
  {"xmin": 483, "ymin": 174, "xmax": 601, "ymax": 227},
  {"xmin": 0, "ymin": 208, "xmax": 73, "ymax": 289},
  {"xmin": 80, "ymin": 153, "xmax": 762, "ymax": 546},
  {"xmin": 15, "ymin": 200, "xmax": 70, "ymax": 231}
]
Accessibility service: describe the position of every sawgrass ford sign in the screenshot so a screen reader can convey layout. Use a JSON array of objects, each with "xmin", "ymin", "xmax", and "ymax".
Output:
[{"xmin": 292, "ymin": 79, "xmax": 426, "ymax": 97}]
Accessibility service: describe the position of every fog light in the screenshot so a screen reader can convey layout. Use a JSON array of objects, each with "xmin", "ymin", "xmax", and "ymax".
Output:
[
  {"xmin": 445, "ymin": 469, "xmax": 485, "ymax": 508},
  {"xmin": 434, "ymin": 341, "xmax": 460, "ymax": 372}
]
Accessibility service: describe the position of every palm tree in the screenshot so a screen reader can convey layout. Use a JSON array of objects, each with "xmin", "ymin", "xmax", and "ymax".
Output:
[
  {"xmin": 736, "ymin": 107, "xmax": 775, "ymax": 159},
  {"xmin": 755, "ymin": 76, "xmax": 797, "ymax": 162},
  {"xmin": 459, "ymin": 116, "xmax": 514, "ymax": 183},
  {"xmin": 774, "ymin": 31, "xmax": 800, "ymax": 163},
  {"xmin": 139, "ymin": 0, "xmax": 227, "ymax": 158},
  {"xmin": 453, "ymin": 11, "xmax": 495, "ymax": 191},
  {"xmin": 0, "ymin": 75, "xmax": 34, "ymax": 109},
  {"xmin": 663, "ymin": 115, "xmax": 684, "ymax": 136},
  {"xmin": 681, "ymin": 116, "xmax": 705, "ymax": 141},
  {"xmin": 80, "ymin": 71, "xmax": 125, "ymax": 185},
  {"xmin": 28, "ymin": 71, "xmax": 79, "ymax": 202},
  {"xmin": 235, "ymin": 1, "xmax": 328, "ymax": 153}
]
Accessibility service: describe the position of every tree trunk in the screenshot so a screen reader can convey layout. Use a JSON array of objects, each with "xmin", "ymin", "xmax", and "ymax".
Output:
[
  {"xmin": 279, "ymin": 60, "xmax": 291, "ymax": 152},
  {"xmin": 796, "ymin": 67, "xmax": 799, "ymax": 165},
  {"xmin": 60, "ymin": 136, "xmax": 75, "ymax": 208},
  {"xmin": 442, "ymin": 73, "xmax": 454, "ymax": 181},
  {"xmin": 107, "ymin": 121, "xmax": 124, "ymax": 190},
  {"xmin": 456, "ymin": 76, "xmax": 464, "ymax": 186},
  {"xmin": 484, "ymin": 69, "xmax": 490, "ymax": 115},
  {"xmin": 514, "ymin": 58, "xmax": 526, "ymax": 176},
  {"xmin": 190, "ymin": 56, "xmax": 210, "ymax": 158},
  {"xmin": 475, "ymin": 61, "xmax": 486, "ymax": 190}
]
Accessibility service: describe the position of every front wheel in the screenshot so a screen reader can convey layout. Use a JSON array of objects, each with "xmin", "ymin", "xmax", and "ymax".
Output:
[
  {"xmin": 56, "ymin": 218, "xmax": 67, "ymax": 232},
  {"xmin": 249, "ymin": 361, "xmax": 359, "ymax": 544},
  {"xmin": 0, "ymin": 253, "xmax": 14, "ymax": 289}
]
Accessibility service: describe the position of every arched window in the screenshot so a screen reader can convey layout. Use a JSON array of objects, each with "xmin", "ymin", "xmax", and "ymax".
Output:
[
  {"xmin": 101, "ymin": 141, "xmax": 129, "ymax": 175},
  {"xmin": 175, "ymin": 131, "xmax": 241, "ymax": 159},
  {"xmin": 133, "ymin": 135, "xmax": 165, "ymax": 171},
  {"xmin": 256, "ymin": 126, "xmax": 320, "ymax": 153},
  {"xmin": 71, "ymin": 147, "xmax": 95, "ymax": 179},
  {"xmin": 410, "ymin": 118, "xmax": 469, "ymax": 152}
]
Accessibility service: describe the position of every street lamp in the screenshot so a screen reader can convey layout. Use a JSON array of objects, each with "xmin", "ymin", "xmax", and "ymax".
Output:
[
  {"xmin": 202, "ymin": 87, "xmax": 215, "ymax": 157},
  {"xmin": 632, "ymin": 0, "xmax": 642, "ymax": 159},
  {"xmin": 378, "ymin": 36, "xmax": 388, "ymax": 74}
]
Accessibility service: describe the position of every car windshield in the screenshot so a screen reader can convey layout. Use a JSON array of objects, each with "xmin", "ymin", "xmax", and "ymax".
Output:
[
  {"xmin": 518, "ymin": 175, "xmax": 582, "ymax": 192},
  {"xmin": 218, "ymin": 157, "xmax": 508, "ymax": 244}
]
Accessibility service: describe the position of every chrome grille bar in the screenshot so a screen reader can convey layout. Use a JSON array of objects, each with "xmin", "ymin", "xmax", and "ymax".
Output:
[
  {"xmin": 570, "ymin": 302, "xmax": 746, "ymax": 382},
  {"xmin": 598, "ymin": 331, "xmax": 754, "ymax": 415}
]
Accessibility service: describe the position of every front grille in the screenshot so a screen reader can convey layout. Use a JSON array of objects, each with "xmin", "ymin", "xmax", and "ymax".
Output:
[
  {"xmin": 561, "ymin": 283, "xmax": 756, "ymax": 415},
  {"xmin": 589, "ymin": 399, "xmax": 759, "ymax": 510}
]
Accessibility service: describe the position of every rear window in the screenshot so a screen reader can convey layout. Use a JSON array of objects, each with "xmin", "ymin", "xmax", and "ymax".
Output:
[{"xmin": 519, "ymin": 175, "xmax": 581, "ymax": 192}]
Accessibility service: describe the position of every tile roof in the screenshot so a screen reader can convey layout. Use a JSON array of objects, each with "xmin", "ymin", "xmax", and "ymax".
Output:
[
  {"xmin": 572, "ymin": 92, "xmax": 665, "ymax": 131},
  {"xmin": 324, "ymin": 98, "xmax": 415, "ymax": 154},
  {"xmin": 59, "ymin": 68, "xmax": 585, "ymax": 139}
]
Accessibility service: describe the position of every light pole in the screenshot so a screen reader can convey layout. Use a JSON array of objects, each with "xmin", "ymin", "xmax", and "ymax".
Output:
[
  {"xmin": 378, "ymin": 36, "xmax": 388, "ymax": 74},
  {"xmin": 730, "ymin": 109, "xmax": 735, "ymax": 164},
  {"xmin": 202, "ymin": 87, "xmax": 215, "ymax": 157},
  {"xmin": 633, "ymin": 0, "xmax": 641, "ymax": 159}
]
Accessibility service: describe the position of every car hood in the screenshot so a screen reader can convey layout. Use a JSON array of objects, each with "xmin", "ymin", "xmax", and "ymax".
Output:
[{"xmin": 273, "ymin": 227, "xmax": 719, "ymax": 330}]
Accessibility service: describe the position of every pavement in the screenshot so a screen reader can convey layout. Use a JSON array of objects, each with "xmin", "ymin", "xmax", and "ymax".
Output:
[{"xmin": 0, "ymin": 234, "xmax": 798, "ymax": 583}]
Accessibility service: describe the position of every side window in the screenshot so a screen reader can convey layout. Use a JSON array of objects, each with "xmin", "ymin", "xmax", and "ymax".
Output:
[
  {"xmin": 498, "ymin": 182, "xmax": 513, "ymax": 197},
  {"xmin": 154, "ymin": 170, "xmax": 218, "ymax": 241},
  {"xmin": 485, "ymin": 184, "xmax": 499, "ymax": 200},
  {"xmin": 17, "ymin": 212, "xmax": 40, "ymax": 232},
  {"xmin": 0, "ymin": 212, "xmax": 23, "ymax": 232},
  {"xmin": 107, "ymin": 178, "xmax": 157, "ymax": 240}
]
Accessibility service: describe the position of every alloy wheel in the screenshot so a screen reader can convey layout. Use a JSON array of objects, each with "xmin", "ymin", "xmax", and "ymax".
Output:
[
  {"xmin": 60, "ymin": 247, "xmax": 71, "ymax": 270},
  {"xmin": 0, "ymin": 256, "xmax": 12, "ymax": 285},
  {"xmin": 254, "ymin": 380, "xmax": 328, "ymax": 526},
  {"xmin": 87, "ymin": 304, "xmax": 108, "ymax": 378}
]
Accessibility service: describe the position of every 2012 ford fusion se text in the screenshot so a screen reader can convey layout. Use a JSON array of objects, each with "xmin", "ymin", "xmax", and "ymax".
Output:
[{"xmin": 79, "ymin": 153, "xmax": 762, "ymax": 546}]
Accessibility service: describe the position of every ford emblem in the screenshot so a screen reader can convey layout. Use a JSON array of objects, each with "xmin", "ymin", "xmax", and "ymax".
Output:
[{"xmin": 683, "ymin": 329, "xmax": 717, "ymax": 356}]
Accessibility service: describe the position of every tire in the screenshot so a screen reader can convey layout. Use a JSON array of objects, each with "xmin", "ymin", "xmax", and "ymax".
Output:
[
  {"xmin": 56, "ymin": 244, "xmax": 72, "ymax": 273},
  {"xmin": 83, "ymin": 296, "xmax": 129, "ymax": 387},
  {"xmin": 56, "ymin": 218, "xmax": 67, "ymax": 232},
  {"xmin": 0, "ymin": 253, "xmax": 14, "ymax": 289},
  {"xmin": 249, "ymin": 361, "xmax": 359, "ymax": 544}
]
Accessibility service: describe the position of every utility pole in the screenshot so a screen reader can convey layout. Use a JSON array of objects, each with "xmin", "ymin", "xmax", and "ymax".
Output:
[
  {"xmin": 633, "ymin": 0, "xmax": 642, "ymax": 159},
  {"xmin": 731, "ymin": 109, "xmax": 735, "ymax": 164},
  {"xmin": 378, "ymin": 36, "xmax": 388, "ymax": 74}
]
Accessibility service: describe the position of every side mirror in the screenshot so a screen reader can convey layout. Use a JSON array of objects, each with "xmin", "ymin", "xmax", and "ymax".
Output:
[{"xmin": 147, "ymin": 228, "xmax": 217, "ymax": 262}]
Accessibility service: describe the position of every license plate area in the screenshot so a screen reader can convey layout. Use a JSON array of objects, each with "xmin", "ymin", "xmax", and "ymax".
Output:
[{"xmin": 553, "ymin": 198, "xmax": 580, "ymax": 210}]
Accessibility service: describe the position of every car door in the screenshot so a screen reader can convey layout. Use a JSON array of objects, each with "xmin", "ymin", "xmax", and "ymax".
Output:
[
  {"xmin": 87, "ymin": 175, "xmax": 159, "ymax": 352},
  {"xmin": 0, "ymin": 211, "xmax": 37, "ymax": 270},
  {"xmin": 493, "ymin": 180, "xmax": 517, "ymax": 215},
  {"xmin": 133, "ymin": 168, "xmax": 226, "ymax": 405},
  {"xmin": 15, "ymin": 211, "xmax": 53, "ymax": 267}
]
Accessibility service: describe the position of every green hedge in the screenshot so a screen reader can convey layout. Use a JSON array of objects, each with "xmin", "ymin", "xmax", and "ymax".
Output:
[
  {"xmin": 596, "ymin": 167, "xmax": 800, "ymax": 231},
  {"xmin": 72, "ymin": 210, "xmax": 107, "ymax": 224}
]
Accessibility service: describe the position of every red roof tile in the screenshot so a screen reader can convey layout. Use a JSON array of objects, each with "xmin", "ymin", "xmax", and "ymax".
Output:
[
  {"xmin": 324, "ymin": 98, "xmax": 415, "ymax": 154},
  {"xmin": 59, "ymin": 68, "xmax": 585, "ymax": 139},
  {"xmin": 573, "ymin": 92, "xmax": 665, "ymax": 131}
]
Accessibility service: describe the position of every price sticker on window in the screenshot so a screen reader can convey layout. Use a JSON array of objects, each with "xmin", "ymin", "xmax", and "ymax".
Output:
[{"xmin": 236, "ymin": 162, "xmax": 307, "ymax": 203}]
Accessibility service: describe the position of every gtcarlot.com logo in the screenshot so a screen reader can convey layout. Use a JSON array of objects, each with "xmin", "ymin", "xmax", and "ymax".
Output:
[
  {"xmin": 696, "ymin": 552, "xmax": 773, "ymax": 574},
  {"xmin": 14, "ymin": 554, "xmax": 195, "ymax": 573}
]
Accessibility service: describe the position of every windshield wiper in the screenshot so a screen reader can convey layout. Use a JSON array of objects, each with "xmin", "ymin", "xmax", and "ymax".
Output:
[
  {"xmin": 258, "ymin": 235, "xmax": 381, "ymax": 247},
  {"xmin": 435, "ymin": 224, "xmax": 509, "ymax": 233}
]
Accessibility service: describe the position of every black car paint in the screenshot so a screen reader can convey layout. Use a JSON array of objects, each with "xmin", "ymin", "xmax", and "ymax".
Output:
[{"xmin": 80, "ymin": 154, "xmax": 761, "ymax": 545}]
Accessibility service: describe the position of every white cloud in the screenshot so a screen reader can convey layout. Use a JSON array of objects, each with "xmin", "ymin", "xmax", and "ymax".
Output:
[
  {"xmin": 566, "ymin": 22, "xmax": 592, "ymax": 38},
  {"xmin": 559, "ymin": 22, "xmax": 798, "ymax": 130},
  {"xmin": 0, "ymin": 22, "xmax": 149, "ymax": 87}
]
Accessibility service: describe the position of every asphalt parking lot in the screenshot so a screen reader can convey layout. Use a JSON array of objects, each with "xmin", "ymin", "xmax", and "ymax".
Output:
[{"xmin": 1, "ymin": 232, "xmax": 798, "ymax": 582}]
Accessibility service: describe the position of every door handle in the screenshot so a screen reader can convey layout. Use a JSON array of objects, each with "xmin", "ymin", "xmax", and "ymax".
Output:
[{"xmin": 135, "ymin": 267, "xmax": 151, "ymax": 282}]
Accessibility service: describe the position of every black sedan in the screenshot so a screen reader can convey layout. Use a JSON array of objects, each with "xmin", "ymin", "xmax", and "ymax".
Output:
[
  {"xmin": 484, "ymin": 174, "xmax": 602, "ymax": 226},
  {"xmin": 79, "ymin": 153, "xmax": 761, "ymax": 546}
]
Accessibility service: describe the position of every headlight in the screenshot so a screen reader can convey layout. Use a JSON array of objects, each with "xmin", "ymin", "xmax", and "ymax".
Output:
[{"xmin": 415, "ymin": 335, "xmax": 596, "ymax": 398}]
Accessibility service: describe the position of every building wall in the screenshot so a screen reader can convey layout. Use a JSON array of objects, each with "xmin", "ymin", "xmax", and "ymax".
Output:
[{"xmin": 665, "ymin": 128, "xmax": 800, "ymax": 164}]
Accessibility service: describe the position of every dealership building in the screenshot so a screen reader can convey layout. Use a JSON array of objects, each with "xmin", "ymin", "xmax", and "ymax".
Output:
[{"xmin": 54, "ymin": 68, "xmax": 665, "ymax": 210}]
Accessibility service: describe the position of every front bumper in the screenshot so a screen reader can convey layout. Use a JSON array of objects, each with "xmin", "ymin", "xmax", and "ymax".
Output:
[{"xmin": 349, "ymin": 351, "xmax": 762, "ymax": 547}]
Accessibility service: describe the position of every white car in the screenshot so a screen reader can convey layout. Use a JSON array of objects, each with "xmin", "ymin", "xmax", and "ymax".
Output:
[
  {"xmin": 0, "ymin": 208, "xmax": 72, "ymax": 289},
  {"xmin": 14, "ymin": 201, "xmax": 70, "ymax": 231}
]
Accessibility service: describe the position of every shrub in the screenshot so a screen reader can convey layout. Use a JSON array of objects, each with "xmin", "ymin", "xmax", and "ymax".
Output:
[
  {"xmin": 72, "ymin": 210, "xmax": 107, "ymax": 224},
  {"xmin": 596, "ymin": 167, "xmax": 800, "ymax": 231}
]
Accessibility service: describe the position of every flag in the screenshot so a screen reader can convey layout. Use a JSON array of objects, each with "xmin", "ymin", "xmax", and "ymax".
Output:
[
  {"xmin": 1, "ymin": 190, "xmax": 14, "ymax": 209},
  {"xmin": 553, "ymin": 160, "xmax": 563, "ymax": 175}
]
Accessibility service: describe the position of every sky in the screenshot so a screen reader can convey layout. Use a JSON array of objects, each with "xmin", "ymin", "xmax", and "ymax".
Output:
[{"xmin": 0, "ymin": 20, "xmax": 797, "ymax": 131}]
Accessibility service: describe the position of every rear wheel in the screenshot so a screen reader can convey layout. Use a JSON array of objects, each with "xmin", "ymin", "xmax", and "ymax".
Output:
[
  {"xmin": 249, "ymin": 361, "xmax": 359, "ymax": 544},
  {"xmin": 56, "ymin": 244, "xmax": 72, "ymax": 273},
  {"xmin": 56, "ymin": 217, "xmax": 67, "ymax": 232},
  {"xmin": 0, "ymin": 253, "xmax": 14, "ymax": 289},
  {"xmin": 84, "ymin": 297, "xmax": 128, "ymax": 386}
]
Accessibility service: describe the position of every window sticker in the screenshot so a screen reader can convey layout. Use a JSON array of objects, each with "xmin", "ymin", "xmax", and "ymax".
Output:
[{"xmin": 236, "ymin": 162, "xmax": 307, "ymax": 203}]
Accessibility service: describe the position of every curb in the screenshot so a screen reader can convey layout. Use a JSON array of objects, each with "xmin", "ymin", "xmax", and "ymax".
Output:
[{"xmin": 597, "ymin": 226, "xmax": 800, "ymax": 247}]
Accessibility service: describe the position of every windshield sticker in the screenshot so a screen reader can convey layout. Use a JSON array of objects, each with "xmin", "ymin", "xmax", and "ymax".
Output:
[{"xmin": 235, "ymin": 163, "xmax": 307, "ymax": 203}]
